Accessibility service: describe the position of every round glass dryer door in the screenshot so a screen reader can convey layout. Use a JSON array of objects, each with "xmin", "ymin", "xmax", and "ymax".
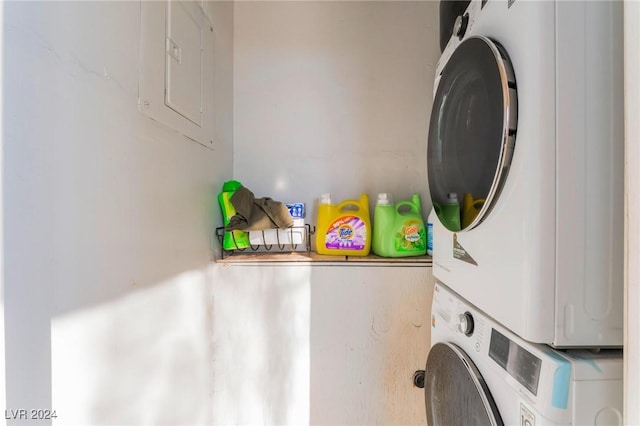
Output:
[
  {"xmin": 427, "ymin": 36, "xmax": 517, "ymax": 232},
  {"xmin": 425, "ymin": 342, "xmax": 503, "ymax": 426}
]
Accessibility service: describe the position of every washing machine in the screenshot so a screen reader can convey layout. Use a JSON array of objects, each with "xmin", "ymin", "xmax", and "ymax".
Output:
[
  {"xmin": 426, "ymin": 0, "xmax": 624, "ymax": 347},
  {"xmin": 425, "ymin": 282, "xmax": 623, "ymax": 425}
]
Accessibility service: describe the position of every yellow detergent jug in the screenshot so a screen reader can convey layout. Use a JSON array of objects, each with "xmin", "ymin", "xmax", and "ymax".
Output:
[{"xmin": 315, "ymin": 193, "xmax": 371, "ymax": 256}]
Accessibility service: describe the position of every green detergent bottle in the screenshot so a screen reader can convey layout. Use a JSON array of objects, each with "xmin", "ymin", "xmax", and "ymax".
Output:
[
  {"xmin": 218, "ymin": 180, "xmax": 250, "ymax": 250},
  {"xmin": 372, "ymin": 193, "xmax": 427, "ymax": 257}
]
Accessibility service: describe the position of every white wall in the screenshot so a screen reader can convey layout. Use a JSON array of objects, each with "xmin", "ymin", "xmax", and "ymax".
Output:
[
  {"xmin": 223, "ymin": 3, "xmax": 440, "ymax": 424},
  {"xmin": 3, "ymin": 1, "xmax": 233, "ymax": 424},
  {"xmin": 212, "ymin": 263, "xmax": 435, "ymax": 426},
  {"xmin": 624, "ymin": 1, "xmax": 640, "ymax": 424},
  {"xmin": 233, "ymin": 1, "xmax": 440, "ymax": 228},
  {"xmin": 309, "ymin": 266, "xmax": 434, "ymax": 425},
  {"xmin": 0, "ymin": 3, "xmax": 5, "ymax": 424},
  {"xmin": 211, "ymin": 264, "xmax": 312, "ymax": 425}
]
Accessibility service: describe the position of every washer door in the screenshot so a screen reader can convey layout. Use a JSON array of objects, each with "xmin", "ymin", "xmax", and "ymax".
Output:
[
  {"xmin": 425, "ymin": 342, "xmax": 503, "ymax": 426},
  {"xmin": 427, "ymin": 36, "xmax": 517, "ymax": 231}
]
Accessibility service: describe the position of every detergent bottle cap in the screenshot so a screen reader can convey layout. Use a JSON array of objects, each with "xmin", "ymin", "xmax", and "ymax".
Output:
[
  {"xmin": 320, "ymin": 193, "xmax": 332, "ymax": 204},
  {"xmin": 447, "ymin": 192, "xmax": 459, "ymax": 204},
  {"xmin": 222, "ymin": 180, "xmax": 242, "ymax": 192},
  {"xmin": 376, "ymin": 193, "xmax": 392, "ymax": 205}
]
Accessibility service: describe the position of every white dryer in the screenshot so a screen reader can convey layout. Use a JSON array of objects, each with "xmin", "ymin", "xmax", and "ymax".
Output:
[
  {"xmin": 427, "ymin": 0, "xmax": 624, "ymax": 347},
  {"xmin": 425, "ymin": 282, "xmax": 623, "ymax": 425}
]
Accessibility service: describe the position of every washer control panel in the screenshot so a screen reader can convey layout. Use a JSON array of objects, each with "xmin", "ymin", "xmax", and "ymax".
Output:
[
  {"xmin": 433, "ymin": 283, "xmax": 485, "ymax": 353},
  {"xmin": 488, "ymin": 328, "xmax": 542, "ymax": 395}
]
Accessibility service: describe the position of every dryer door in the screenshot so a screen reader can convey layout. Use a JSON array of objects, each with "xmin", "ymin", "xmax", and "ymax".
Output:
[
  {"xmin": 427, "ymin": 36, "xmax": 517, "ymax": 232},
  {"xmin": 425, "ymin": 342, "xmax": 503, "ymax": 426}
]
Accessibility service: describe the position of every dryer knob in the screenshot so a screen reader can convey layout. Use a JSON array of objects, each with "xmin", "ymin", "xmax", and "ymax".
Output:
[
  {"xmin": 453, "ymin": 13, "xmax": 469, "ymax": 40},
  {"xmin": 457, "ymin": 312, "xmax": 475, "ymax": 336}
]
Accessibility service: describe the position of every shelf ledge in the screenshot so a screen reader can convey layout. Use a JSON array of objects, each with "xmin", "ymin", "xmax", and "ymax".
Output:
[{"xmin": 215, "ymin": 251, "xmax": 432, "ymax": 266}]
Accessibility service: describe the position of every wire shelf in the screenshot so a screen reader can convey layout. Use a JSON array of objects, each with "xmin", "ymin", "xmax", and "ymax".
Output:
[{"xmin": 215, "ymin": 224, "xmax": 315, "ymax": 259}]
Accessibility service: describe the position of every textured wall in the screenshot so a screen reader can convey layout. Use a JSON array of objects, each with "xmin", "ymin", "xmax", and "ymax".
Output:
[
  {"xmin": 212, "ymin": 264, "xmax": 435, "ymax": 425},
  {"xmin": 233, "ymin": 1, "xmax": 440, "ymax": 236},
  {"xmin": 3, "ymin": 1, "xmax": 234, "ymax": 423}
]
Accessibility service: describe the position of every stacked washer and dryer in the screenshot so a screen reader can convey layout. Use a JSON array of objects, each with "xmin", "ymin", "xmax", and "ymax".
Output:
[{"xmin": 424, "ymin": 0, "xmax": 625, "ymax": 424}]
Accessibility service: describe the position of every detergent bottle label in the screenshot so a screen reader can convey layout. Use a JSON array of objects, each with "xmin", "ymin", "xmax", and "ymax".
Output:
[
  {"xmin": 325, "ymin": 216, "xmax": 367, "ymax": 250},
  {"xmin": 395, "ymin": 220, "xmax": 426, "ymax": 252}
]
